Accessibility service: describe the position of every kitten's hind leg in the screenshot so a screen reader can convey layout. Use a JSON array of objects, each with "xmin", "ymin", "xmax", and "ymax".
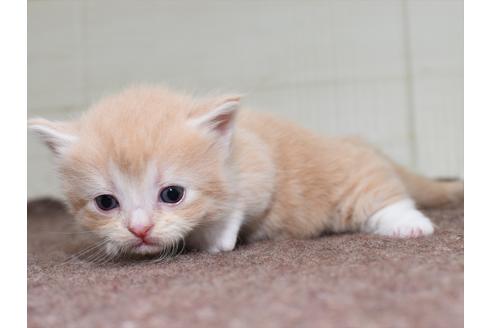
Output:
[{"xmin": 362, "ymin": 199, "xmax": 434, "ymax": 238}]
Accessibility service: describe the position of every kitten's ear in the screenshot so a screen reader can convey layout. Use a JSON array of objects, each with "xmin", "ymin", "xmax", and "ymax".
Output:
[
  {"xmin": 189, "ymin": 96, "xmax": 240, "ymax": 145},
  {"xmin": 28, "ymin": 118, "xmax": 78, "ymax": 156}
]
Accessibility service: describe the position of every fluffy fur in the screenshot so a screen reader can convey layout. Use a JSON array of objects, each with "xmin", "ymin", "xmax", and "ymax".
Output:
[{"xmin": 29, "ymin": 85, "xmax": 464, "ymax": 256}]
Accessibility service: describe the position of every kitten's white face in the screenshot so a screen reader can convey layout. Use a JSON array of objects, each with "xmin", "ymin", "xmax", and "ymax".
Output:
[
  {"xmin": 84, "ymin": 162, "xmax": 200, "ymax": 256},
  {"xmin": 61, "ymin": 145, "xmax": 232, "ymax": 258},
  {"xmin": 29, "ymin": 86, "xmax": 239, "ymax": 258}
]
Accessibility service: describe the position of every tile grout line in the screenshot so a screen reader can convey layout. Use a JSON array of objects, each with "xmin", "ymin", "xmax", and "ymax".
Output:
[
  {"xmin": 81, "ymin": 0, "xmax": 89, "ymax": 108},
  {"xmin": 401, "ymin": 0, "xmax": 419, "ymax": 171}
]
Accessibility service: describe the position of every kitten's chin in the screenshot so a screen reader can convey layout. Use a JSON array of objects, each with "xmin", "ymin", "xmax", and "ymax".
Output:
[
  {"xmin": 107, "ymin": 237, "xmax": 185, "ymax": 259},
  {"xmin": 130, "ymin": 243, "xmax": 163, "ymax": 255},
  {"xmin": 106, "ymin": 240, "xmax": 165, "ymax": 257}
]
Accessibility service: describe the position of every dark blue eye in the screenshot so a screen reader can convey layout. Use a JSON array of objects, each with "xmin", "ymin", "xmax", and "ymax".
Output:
[
  {"xmin": 95, "ymin": 194, "xmax": 119, "ymax": 211},
  {"xmin": 160, "ymin": 186, "xmax": 184, "ymax": 204}
]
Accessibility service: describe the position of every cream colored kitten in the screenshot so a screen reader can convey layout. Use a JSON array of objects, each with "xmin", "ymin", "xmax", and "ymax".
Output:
[{"xmin": 29, "ymin": 86, "xmax": 463, "ymax": 256}]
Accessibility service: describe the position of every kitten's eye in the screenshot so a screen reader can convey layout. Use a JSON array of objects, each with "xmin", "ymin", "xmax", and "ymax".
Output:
[
  {"xmin": 159, "ymin": 186, "xmax": 185, "ymax": 204},
  {"xmin": 95, "ymin": 194, "xmax": 119, "ymax": 211}
]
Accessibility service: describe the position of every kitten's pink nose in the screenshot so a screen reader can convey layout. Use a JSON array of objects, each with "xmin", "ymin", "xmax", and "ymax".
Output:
[{"xmin": 128, "ymin": 224, "xmax": 154, "ymax": 239}]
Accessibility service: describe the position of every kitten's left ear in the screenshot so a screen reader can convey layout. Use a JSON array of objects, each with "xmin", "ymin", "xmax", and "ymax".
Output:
[
  {"xmin": 189, "ymin": 96, "xmax": 240, "ymax": 146},
  {"xmin": 28, "ymin": 118, "xmax": 78, "ymax": 156}
]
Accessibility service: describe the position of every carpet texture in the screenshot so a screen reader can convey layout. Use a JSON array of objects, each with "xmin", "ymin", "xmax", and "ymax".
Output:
[{"xmin": 28, "ymin": 199, "xmax": 464, "ymax": 328}]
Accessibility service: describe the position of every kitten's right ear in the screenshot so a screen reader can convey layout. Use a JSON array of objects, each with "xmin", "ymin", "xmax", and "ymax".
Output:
[{"xmin": 28, "ymin": 118, "xmax": 78, "ymax": 156}]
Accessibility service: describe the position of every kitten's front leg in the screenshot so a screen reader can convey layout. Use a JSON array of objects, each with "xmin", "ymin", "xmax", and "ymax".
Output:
[{"xmin": 187, "ymin": 210, "xmax": 245, "ymax": 254}]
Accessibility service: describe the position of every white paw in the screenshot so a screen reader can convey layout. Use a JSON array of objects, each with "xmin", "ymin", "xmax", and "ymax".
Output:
[
  {"xmin": 364, "ymin": 199, "xmax": 434, "ymax": 238},
  {"xmin": 206, "ymin": 239, "xmax": 236, "ymax": 254},
  {"xmin": 206, "ymin": 245, "xmax": 233, "ymax": 254},
  {"xmin": 205, "ymin": 211, "xmax": 242, "ymax": 254},
  {"xmin": 206, "ymin": 246, "xmax": 221, "ymax": 254}
]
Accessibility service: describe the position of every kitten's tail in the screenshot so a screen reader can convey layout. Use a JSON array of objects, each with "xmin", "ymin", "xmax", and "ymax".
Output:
[{"xmin": 393, "ymin": 164, "xmax": 464, "ymax": 209}]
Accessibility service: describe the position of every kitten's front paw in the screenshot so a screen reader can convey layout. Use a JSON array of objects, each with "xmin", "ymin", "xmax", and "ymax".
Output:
[
  {"xmin": 206, "ymin": 240, "xmax": 236, "ymax": 254},
  {"xmin": 364, "ymin": 199, "xmax": 434, "ymax": 238}
]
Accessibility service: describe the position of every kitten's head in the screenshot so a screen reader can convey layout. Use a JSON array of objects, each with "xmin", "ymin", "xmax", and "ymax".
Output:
[{"xmin": 29, "ymin": 86, "xmax": 240, "ymax": 257}]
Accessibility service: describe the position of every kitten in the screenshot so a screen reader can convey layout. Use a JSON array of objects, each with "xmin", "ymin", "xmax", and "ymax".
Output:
[{"xmin": 29, "ymin": 85, "xmax": 464, "ymax": 256}]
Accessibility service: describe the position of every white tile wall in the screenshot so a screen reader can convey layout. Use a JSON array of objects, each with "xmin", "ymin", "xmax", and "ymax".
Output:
[
  {"xmin": 407, "ymin": 0, "xmax": 464, "ymax": 177},
  {"xmin": 28, "ymin": 1, "xmax": 86, "ymax": 113},
  {"xmin": 27, "ymin": 0, "xmax": 464, "ymax": 198}
]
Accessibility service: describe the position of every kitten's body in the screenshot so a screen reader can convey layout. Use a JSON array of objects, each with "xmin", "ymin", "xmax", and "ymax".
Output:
[{"xmin": 29, "ymin": 86, "xmax": 463, "ymax": 256}]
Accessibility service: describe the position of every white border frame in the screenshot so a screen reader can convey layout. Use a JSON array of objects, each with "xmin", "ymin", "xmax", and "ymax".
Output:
[
  {"xmin": 464, "ymin": 1, "xmax": 492, "ymax": 327},
  {"xmin": 0, "ymin": 0, "xmax": 27, "ymax": 327}
]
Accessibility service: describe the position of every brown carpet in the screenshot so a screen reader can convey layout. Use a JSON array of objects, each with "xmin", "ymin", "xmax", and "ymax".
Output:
[{"xmin": 27, "ymin": 199, "xmax": 463, "ymax": 328}]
